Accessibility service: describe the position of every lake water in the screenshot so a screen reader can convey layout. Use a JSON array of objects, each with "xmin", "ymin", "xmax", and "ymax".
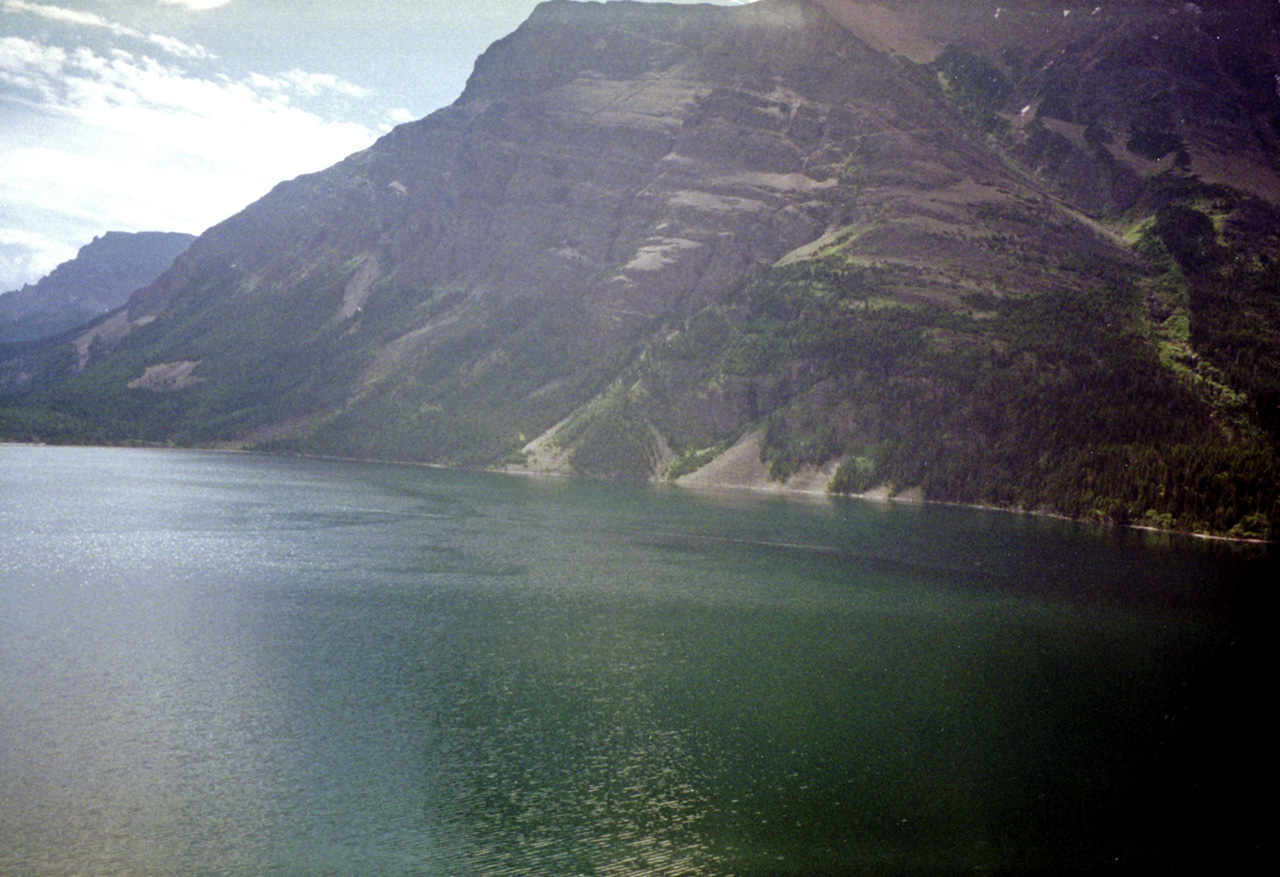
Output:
[{"xmin": 0, "ymin": 445, "xmax": 1265, "ymax": 875}]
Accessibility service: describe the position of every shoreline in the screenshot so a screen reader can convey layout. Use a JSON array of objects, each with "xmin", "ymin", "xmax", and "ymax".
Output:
[{"xmin": 3, "ymin": 438, "xmax": 1271, "ymax": 545}]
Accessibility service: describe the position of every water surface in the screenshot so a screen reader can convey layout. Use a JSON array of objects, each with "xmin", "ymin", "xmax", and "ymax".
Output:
[{"xmin": 0, "ymin": 445, "xmax": 1265, "ymax": 875}]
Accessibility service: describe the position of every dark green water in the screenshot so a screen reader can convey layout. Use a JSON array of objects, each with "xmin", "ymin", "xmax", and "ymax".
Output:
[{"xmin": 0, "ymin": 445, "xmax": 1265, "ymax": 875}]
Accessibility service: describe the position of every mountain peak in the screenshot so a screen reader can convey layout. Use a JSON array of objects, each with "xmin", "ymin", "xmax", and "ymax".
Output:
[{"xmin": 2, "ymin": 0, "xmax": 1277, "ymax": 538}]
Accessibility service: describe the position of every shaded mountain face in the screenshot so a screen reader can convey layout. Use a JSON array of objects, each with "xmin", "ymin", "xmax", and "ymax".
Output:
[
  {"xmin": 0, "ymin": 232, "xmax": 195, "ymax": 345},
  {"xmin": 3, "ymin": 0, "xmax": 1279, "ymax": 537}
]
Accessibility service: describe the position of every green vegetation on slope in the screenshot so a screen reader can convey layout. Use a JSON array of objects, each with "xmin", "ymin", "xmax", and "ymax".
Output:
[
  {"xmin": 4, "ymin": 183, "xmax": 1276, "ymax": 540},
  {"xmin": 627, "ymin": 190, "xmax": 1279, "ymax": 539}
]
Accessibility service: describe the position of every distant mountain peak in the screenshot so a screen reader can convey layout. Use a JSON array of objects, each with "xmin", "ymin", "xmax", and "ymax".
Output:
[{"xmin": 0, "ymin": 231, "xmax": 195, "ymax": 345}]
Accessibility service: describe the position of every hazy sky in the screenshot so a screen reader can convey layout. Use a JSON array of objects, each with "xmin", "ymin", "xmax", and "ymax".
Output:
[{"xmin": 0, "ymin": 0, "xmax": 748, "ymax": 291}]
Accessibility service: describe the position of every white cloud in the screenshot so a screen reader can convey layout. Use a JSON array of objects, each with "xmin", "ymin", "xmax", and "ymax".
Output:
[
  {"xmin": 157, "ymin": 0, "xmax": 233, "ymax": 10},
  {"xmin": 0, "ymin": 36, "xmax": 68, "ymax": 100},
  {"xmin": 385, "ymin": 106, "xmax": 416, "ymax": 126},
  {"xmin": 0, "ymin": 33, "xmax": 397, "ymax": 287},
  {"xmin": 2, "ymin": 35, "xmax": 380, "ymax": 180},
  {"xmin": 2, "ymin": 1, "xmax": 216, "ymax": 60},
  {"xmin": 1, "ymin": 0, "xmax": 134, "ymax": 36},
  {"xmin": 248, "ymin": 69, "xmax": 372, "ymax": 101},
  {"xmin": 146, "ymin": 33, "xmax": 215, "ymax": 61},
  {"xmin": 0, "ymin": 227, "xmax": 76, "ymax": 292}
]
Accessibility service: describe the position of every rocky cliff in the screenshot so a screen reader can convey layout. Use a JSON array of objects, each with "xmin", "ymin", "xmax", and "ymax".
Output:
[{"xmin": 3, "ymin": 0, "xmax": 1278, "ymax": 537}]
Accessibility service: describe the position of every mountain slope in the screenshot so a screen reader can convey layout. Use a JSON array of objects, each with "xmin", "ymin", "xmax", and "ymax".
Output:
[
  {"xmin": 0, "ymin": 232, "xmax": 195, "ymax": 345},
  {"xmin": 2, "ymin": 0, "xmax": 1278, "ymax": 538}
]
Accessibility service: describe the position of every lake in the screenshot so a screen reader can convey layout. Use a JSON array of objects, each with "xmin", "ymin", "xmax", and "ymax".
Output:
[{"xmin": 0, "ymin": 444, "xmax": 1265, "ymax": 875}]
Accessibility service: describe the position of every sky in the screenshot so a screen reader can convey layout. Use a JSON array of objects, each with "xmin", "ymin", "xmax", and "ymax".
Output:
[{"xmin": 0, "ymin": 0, "xmax": 748, "ymax": 292}]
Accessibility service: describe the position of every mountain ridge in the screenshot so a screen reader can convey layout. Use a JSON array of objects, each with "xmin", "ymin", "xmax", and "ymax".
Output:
[
  {"xmin": 2, "ymin": 0, "xmax": 1278, "ymax": 538},
  {"xmin": 0, "ymin": 231, "xmax": 195, "ymax": 345}
]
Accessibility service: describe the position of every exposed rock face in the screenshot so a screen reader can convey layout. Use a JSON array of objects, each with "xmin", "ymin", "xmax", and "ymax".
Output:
[
  {"xmin": 75, "ymin": 1, "xmax": 1074, "ymax": 443},
  {"xmin": 132, "ymin": 0, "xmax": 942, "ymax": 327},
  {"xmin": 0, "ymin": 231, "xmax": 194, "ymax": 344},
  {"xmin": 2, "ymin": 0, "xmax": 1279, "ymax": 536},
  {"xmin": 71, "ymin": 1, "xmax": 985, "ymax": 445}
]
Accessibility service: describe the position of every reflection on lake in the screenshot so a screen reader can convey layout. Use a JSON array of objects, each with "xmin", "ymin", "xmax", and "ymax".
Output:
[{"xmin": 0, "ymin": 445, "xmax": 1265, "ymax": 875}]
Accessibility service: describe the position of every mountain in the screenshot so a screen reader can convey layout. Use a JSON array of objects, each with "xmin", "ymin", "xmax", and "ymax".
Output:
[
  {"xmin": 2, "ymin": 0, "xmax": 1278, "ymax": 538},
  {"xmin": 0, "ymin": 232, "xmax": 195, "ymax": 345}
]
